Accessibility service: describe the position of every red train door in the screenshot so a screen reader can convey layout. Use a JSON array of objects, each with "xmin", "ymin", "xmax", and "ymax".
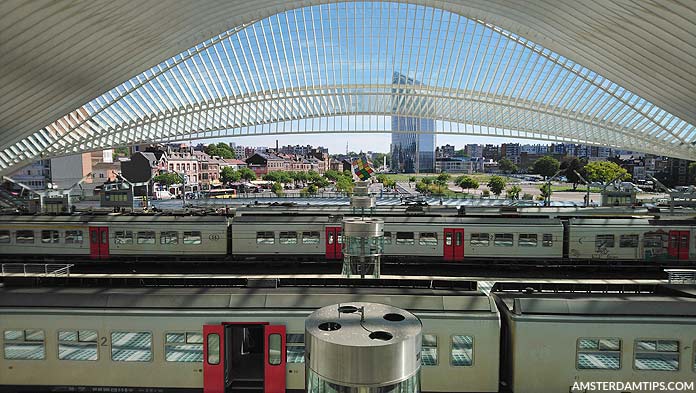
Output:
[
  {"xmin": 88, "ymin": 226, "xmax": 109, "ymax": 259},
  {"xmin": 668, "ymin": 230, "xmax": 689, "ymax": 260},
  {"xmin": 203, "ymin": 324, "xmax": 225, "ymax": 393},
  {"xmin": 443, "ymin": 228, "xmax": 464, "ymax": 262},
  {"xmin": 264, "ymin": 324, "xmax": 286, "ymax": 393},
  {"xmin": 203, "ymin": 323, "xmax": 286, "ymax": 393},
  {"xmin": 325, "ymin": 226, "xmax": 343, "ymax": 260}
]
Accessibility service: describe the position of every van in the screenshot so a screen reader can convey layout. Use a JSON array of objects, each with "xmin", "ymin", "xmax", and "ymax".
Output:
[{"xmin": 153, "ymin": 190, "xmax": 174, "ymax": 200}]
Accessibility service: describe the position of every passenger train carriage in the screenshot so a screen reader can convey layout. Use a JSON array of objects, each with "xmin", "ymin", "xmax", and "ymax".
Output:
[
  {"xmin": 0, "ymin": 279, "xmax": 500, "ymax": 393},
  {"xmin": 0, "ymin": 208, "xmax": 694, "ymax": 263},
  {"xmin": 0, "ymin": 279, "xmax": 695, "ymax": 393}
]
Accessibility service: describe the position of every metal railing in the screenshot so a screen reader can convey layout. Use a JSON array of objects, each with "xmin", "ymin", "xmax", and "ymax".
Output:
[
  {"xmin": 0, "ymin": 263, "xmax": 74, "ymax": 277},
  {"xmin": 664, "ymin": 269, "xmax": 696, "ymax": 284}
]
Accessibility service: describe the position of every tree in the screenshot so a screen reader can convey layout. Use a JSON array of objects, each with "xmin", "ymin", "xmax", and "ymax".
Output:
[
  {"xmin": 454, "ymin": 148, "xmax": 468, "ymax": 158},
  {"xmin": 532, "ymin": 156, "xmax": 561, "ymax": 179},
  {"xmin": 415, "ymin": 181, "xmax": 429, "ymax": 194},
  {"xmin": 372, "ymin": 152, "xmax": 390, "ymax": 168},
  {"xmin": 584, "ymin": 161, "xmax": 630, "ymax": 184},
  {"xmin": 307, "ymin": 184, "xmax": 318, "ymax": 194},
  {"xmin": 421, "ymin": 177, "xmax": 433, "ymax": 185},
  {"xmin": 437, "ymin": 173, "xmax": 451, "ymax": 183},
  {"xmin": 455, "ymin": 175, "xmax": 479, "ymax": 193},
  {"xmin": 506, "ymin": 185, "xmax": 522, "ymax": 200},
  {"xmin": 204, "ymin": 143, "xmax": 235, "ymax": 159},
  {"xmin": 313, "ymin": 177, "xmax": 330, "ymax": 189},
  {"xmin": 271, "ymin": 182, "xmax": 283, "ymax": 196},
  {"xmin": 335, "ymin": 177, "xmax": 354, "ymax": 194},
  {"xmin": 238, "ymin": 168, "xmax": 257, "ymax": 182},
  {"xmin": 324, "ymin": 170, "xmax": 342, "ymax": 182},
  {"xmin": 561, "ymin": 157, "xmax": 588, "ymax": 190},
  {"xmin": 487, "ymin": 175, "xmax": 507, "ymax": 196},
  {"xmin": 408, "ymin": 176, "xmax": 417, "ymax": 184},
  {"xmin": 114, "ymin": 146, "xmax": 130, "ymax": 157},
  {"xmin": 539, "ymin": 183, "xmax": 552, "ymax": 202},
  {"xmin": 263, "ymin": 172, "xmax": 279, "ymax": 182},
  {"xmin": 220, "ymin": 167, "xmax": 241, "ymax": 184},
  {"xmin": 307, "ymin": 170, "xmax": 322, "ymax": 183},
  {"xmin": 498, "ymin": 158, "xmax": 518, "ymax": 174},
  {"xmin": 688, "ymin": 162, "xmax": 696, "ymax": 184},
  {"xmin": 153, "ymin": 173, "xmax": 181, "ymax": 187}
]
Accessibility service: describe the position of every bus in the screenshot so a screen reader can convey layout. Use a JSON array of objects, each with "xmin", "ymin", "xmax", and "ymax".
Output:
[{"xmin": 203, "ymin": 188, "xmax": 237, "ymax": 199}]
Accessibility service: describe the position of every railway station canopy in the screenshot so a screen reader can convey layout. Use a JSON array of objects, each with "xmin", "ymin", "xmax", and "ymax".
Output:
[{"xmin": 1, "ymin": 0, "xmax": 696, "ymax": 175}]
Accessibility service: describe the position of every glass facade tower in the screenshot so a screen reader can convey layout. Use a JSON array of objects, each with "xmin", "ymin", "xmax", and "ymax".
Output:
[{"xmin": 390, "ymin": 73, "xmax": 436, "ymax": 173}]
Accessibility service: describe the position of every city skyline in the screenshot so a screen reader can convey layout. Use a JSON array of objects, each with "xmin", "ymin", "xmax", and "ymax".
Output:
[{"xmin": 194, "ymin": 133, "xmax": 548, "ymax": 155}]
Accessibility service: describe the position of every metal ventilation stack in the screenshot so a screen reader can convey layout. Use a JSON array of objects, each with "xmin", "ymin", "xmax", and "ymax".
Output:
[
  {"xmin": 344, "ymin": 180, "xmax": 383, "ymax": 278},
  {"xmin": 341, "ymin": 217, "xmax": 384, "ymax": 278},
  {"xmin": 305, "ymin": 302, "xmax": 422, "ymax": 393},
  {"xmin": 350, "ymin": 180, "xmax": 375, "ymax": 214}
]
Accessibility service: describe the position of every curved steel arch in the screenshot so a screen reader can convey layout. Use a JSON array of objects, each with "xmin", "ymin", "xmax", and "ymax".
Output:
[{"xmin": 1, "ymin": 1, "xmax": 695, "ymax": 174}]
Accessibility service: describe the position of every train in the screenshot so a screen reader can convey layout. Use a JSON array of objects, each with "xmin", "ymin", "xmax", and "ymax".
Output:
[
  {"xmin": 0, "ymin": 205, "xmax": 694, "ymax": 263},
  {"xmin": 0, "ymin": 278, "xmax": 694, "ymax": 393}
]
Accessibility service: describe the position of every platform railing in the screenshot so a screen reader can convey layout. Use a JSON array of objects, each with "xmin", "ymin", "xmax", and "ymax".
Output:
[
  {"xmin": 0, "ymin": 263, "xmax": 74, "ymax": 277},
  {"xmin": 664, "ymin": 269, "xmax": 696, "ymax": 284}
]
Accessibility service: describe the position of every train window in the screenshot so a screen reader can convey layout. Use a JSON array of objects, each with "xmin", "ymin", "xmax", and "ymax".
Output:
[
  {"xmin": 165, "ymin": 331, "xmax": 203, "ymax": 362},
  {"xmin": 419, "ymin": 232, "xmax": 438, "ymax": 246},
  {"xmin": 0, "ymin": 230, "xmax": 9, "ymax": 243},
  {"xmin": 111, "ymin": 331, "xmax": 152, "ymax": 362},
  {"xmin": 518, "ymin": 234, "xmax": 538, "ymax": 247},
  {"xmin": 494, "ymin": 233, "xmax": 514, "ymax": 247},
  {"xmin": 302, "ymin": 231, "xmax": 320, "ymax": 244},
  {"xmin": 451, "ymin": 335, "xmax": 473, "ymax": 366},
  {"xmin": 542, "ymin": 234, "xmax": 553, "ymax": 247},
  {"xmin": 268, "ymin": 334, "xmax": 281, "ymax": 365},
  {"xmin": 576, "ymin": 338, "xmax": 621, "ymax": 370},
  {"xmin": 16, "ymin": 230, "xmax": 34, "ymax": 244},
  {"xmin": 421, "ymin": 334, "xmax": 438, "ymax": 366},
  {"xmin": 183, "ymin": 231, "xmax": 202, "ymax": 245},
  {"xmin": 286, "ymin": 333, "xmax": 305, "ymax": 363},
  {"xmin": 3, "ymin": 329, "xmax": 45, "ymax": 360},
  {"xmin": 58, "ymin": 330, "xmax": 98, "ymax": 361},
  {"xmin": 280, "ymin": 231, "xmax": 298, "ymax": 245},
  {"xmin": 383, "ymin": 232, "xmax": 392, "ymax": 245},
  {"xmin": 256, "ymin": 231, "xmax": 275, "ymax": 245},
  {"xmin": 445, "ymin": 232, "xmax": 452, "ymax": 246},
  {"xmin": 634, "ymin": 339, "xmax": 680, "ymax": 371},
  {"xmin": 207, "ymin": 334, "xmax": 220, "ymax": 365},
  {"xmin": 65, "ymin": 230, "xmax": 83, "ymax": 244},
  {"xmin": 160, "ymin": 231, "xmax": 179, "ymax": 245},
  {"xmin": 395, "ymin": 232, "xmax": 415, "ymax": 245},
  {"xmin": 137, "ymin": 231, "xmax": 156, "ymax": 245},
  {"xmin": 619, "ymin": 234, "xmax": 639, "ymax": 248},
  {"xmin": 470, "ymin": 233, "xmax": 489, "ymax": 247},
  {"xmin": 41, "ymin": 230, "xmax": 59, "ymax": 244},
  {"xmin": 114, "ymin": 231, "xmax": 133, "ymax": 244},
  {"xmin": 595, "ymin": 234, "xmax": 615, "ymax": 249}
]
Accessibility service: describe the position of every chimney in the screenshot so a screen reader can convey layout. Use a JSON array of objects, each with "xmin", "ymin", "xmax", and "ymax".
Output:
[{"xmin": 276, "ymin": 139, "xmax": 279, "ymax": 153}]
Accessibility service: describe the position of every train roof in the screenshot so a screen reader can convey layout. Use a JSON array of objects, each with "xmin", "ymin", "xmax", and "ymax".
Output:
[
  {"xmin": 232, "ymin": 215, "xmax": 562, "ymax": 225},
  {"xmin": 0, "ymin": 287, "xmax": 496, "ymax": 313},
  {"xmin": 0, "ymin": 278, "xmax": 497, "ymax": 314},
  {"xmin": 492, "ymin": 283, "xmax": 696, "ymax": 318},
  {"xmin": 0, "ymin": 214, "xmax": 228, "ymax": 224}
]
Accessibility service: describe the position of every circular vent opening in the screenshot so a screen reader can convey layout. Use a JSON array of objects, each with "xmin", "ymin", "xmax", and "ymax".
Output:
[
  {"xmin": 318, "ymin": 322, "xmax": 341, "ymax": 331},
  {"xmin": 369, "ymin": 331, "xmax": 393, "ymax": 341},
  {"xmin": 338, "ymin": 305, "xmax": 359, "ymax": 313},
  {"xmin": 383, "ymin": 313, "xmax": 405, "ymax": 322}
]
